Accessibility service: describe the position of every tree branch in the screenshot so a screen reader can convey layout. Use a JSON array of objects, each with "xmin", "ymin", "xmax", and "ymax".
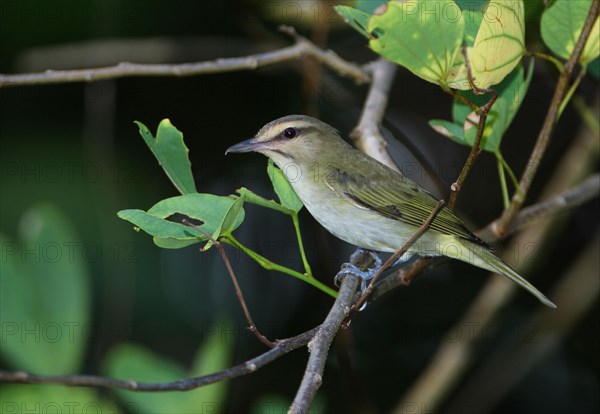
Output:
[
  {"xmin": 489, "ymin": 0, "xmax": 599, "ymax": 237},
  {"xmin": 0, "ymin": 26, "xmax": 370, "ymax": 88},
  {"xmin": 350, "ymin": 58, "xmax": 400, "ymax": 171},
  {"xmin": 0, "ymin": 326, "xmax": 318, "ymax": 391},
  {"xmin": 448, "ymin": 47, "xmax": 498, "ymax": 210},
  {"xmin": 506, "ymin": 173, "xmax": 599, "ymax": 235},
  {"xmin": 290, "ymin": 272, "xmax": 360, "ymax": 413},
  {"xmin": 394, "ymin": 89, "xmax": 599, "ymax": 412}
]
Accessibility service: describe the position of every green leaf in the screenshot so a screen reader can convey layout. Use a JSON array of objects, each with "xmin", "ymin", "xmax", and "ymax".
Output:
[
  {"xmin": 335, "ymin": 5, "xmax": 371, "ymax": 37},
  {"xmin": 236, "ymin": 187, "xmax": 294, "ymax": 215},
  {"xmin": 135, "ymin": 119, "xmax": 197, "ymax": 195},
  {"xmin": 356, "ymin": 0, "xmax": 387, "ymax": 14},
  {"xmin": 117, "ymin": 193, "xmax": 245, "ymax": 249},
  {"xmin": 267, "ymin": 159, "xmax": 303, "ymax": 213},
  {"xmin": 434, "ymin": 61, "xmax": 534, "ymax": 152},
  {"xmin": 468, "ymin": 0, "xmax": 526, "ymax": 88},
  {"xmin": 464, "ymin": 9, "xmax": 484, "ymax": 47},
  {"xmin": 368, "ymin": 0, "xmax": 465, "ymax": 86},
  {"xmin": 541, "ymin": 0, "xmax": 600, "ymax": 64},
  {"xmin": 0, "ymin": 204, "xmax": 90, "ymax": 374},
  {"xmin": 220, "ymin": 194, "xmax": 246, "ymax": 235},
  {"xmin": 204, "ymin": 193, "xmax": 246, "ymax": 251},
  {"xmin": 429, "ymin": 119, "xmax": 467, "ymax": 145}
]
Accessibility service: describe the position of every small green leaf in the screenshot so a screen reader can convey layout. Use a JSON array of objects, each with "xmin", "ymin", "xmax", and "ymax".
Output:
[
  {"xmin": 464, "ymin": 9, "xmax": 484, "ymax": 47},
  {"xmin": 221, "ymin": 194, "xmax": 246, "ymax": 235},
  {"xmin": 135, "ymin": 119, "xmax": 197, "ymax": 195},
  {"xmin": 461, "ymin": 62, "xmax": 534, "ymax": 152},
  {"xmin": 117, "ymin": 194, "xmax": 245, "ymax": 249},
  {"xmin": 334, "ymin": 5, "xmax": 371, "ymax": 37},
  {"xmin": 468, "ymin": 0, "xmax": 526, "ymax": 88},
  {"xmin": 355, "ymin": 0, "xmax": 387, "ymax": 14},
  {"xmin": 429, "ymin": 119, "xmax": 467, "ymax": 145},
  {"xmin": 236, "ymin": 187, "xmax": 294, "ymax": 215},
  {"xmin": 204, "ymin": 193, "xmax": 246, "ymax": 251},
  {"xmin": 267, "ymin": 159, "xmax": 303, "ymax": 213},
  {"xmin": 368, "ymin": 0, "xmax": 465, "ymax": 86},
  {"xmin": 434, "ymin": 61, "xmax": 534, "ymax": 152},
  {"xmin": 541, "ymin": 0, "xmax": 600, "ymax": 64}
]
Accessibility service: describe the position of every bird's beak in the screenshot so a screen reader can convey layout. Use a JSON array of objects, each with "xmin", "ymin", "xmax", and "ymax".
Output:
[{"xmin": 225, "ymin": 137, "xmax": 271, "ymax": 155}]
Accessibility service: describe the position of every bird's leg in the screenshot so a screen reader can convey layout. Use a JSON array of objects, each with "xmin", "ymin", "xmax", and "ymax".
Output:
[{"xmin": 334, "ymin": 248, "xmax": 382, "ymax": 290}]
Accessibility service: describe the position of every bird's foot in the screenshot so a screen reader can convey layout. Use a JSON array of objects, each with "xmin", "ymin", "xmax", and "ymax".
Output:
[{"xmin": 334, "ymin": 249, "xmax": 383, "ymax": 293}]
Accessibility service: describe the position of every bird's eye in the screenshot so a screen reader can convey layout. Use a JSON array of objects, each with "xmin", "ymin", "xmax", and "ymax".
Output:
[{"xmin": 283, "ymin": 127, "xmax": 297, "ymax": 139}]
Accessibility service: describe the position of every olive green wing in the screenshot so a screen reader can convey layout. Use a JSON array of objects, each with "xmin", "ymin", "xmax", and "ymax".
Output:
[{"xmin": 325, "ymin": 168, "xmax": 486, "ymax": 246}]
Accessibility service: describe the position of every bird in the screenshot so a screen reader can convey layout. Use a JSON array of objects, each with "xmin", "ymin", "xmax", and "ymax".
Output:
[{"xmin": 226, "ymin": 115, "xmax": 556, "ymax": 308}]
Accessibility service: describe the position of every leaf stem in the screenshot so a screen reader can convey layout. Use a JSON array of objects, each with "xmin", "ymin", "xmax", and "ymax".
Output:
[
  {"xmin": 496, "ymin": 154, "xmax": 510, "ymax": 209},
  {"xmin": 558, "ymin": 66, "xmax": 586, "ymax": 117},
  {"xmin": 496, "ymin": 152, "xmax": 522, "ymax": 197},
  {"xmin": 527, "ymin": 51, "xmax": 565, "ymax": 73},
  {"xmin": 223, "ymin": 234, "xmax": 337, "ymax": 298},
  {"xmin": 291, "ymin": 213, "xmax": 313, "ymax": 276}
]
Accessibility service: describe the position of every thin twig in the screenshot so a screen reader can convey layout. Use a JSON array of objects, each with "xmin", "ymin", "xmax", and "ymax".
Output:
[
  {"xmin": 448, "ymin": 47, "xmax": 498, "ymax": 210},
  {"xmin": 183, "ymin": 220, "xmax": 274, "ymax": 348},
  {"xmin": 489, "ymin": 0, "xmax": 600, "ymax": 237},
  {"xmin": 0, "ymin": 327, "xmax": 319, "ymax": 391},
  {"xmin": 290, "ymin": 273, "xmax": 360, "ymax": 413},
  {"xmin": 350, "ymin": 58, "xmax": 400, "ymax": 171},
  {"xmin": 506, "ymin": 173, "xmax": 600, "ymax": 235},
  {"xmin": 0, "ymin": 26, "xmax": 370, "ymax": 87},
  {"xmin": 346, "ymin": 200, "xmax": 446, "ymax": 321},
  {"xmin": 394, "ymin": 92, "xmax": 599, "ymax": 412}
]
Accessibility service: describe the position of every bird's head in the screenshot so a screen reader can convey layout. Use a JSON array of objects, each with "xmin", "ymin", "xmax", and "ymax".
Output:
[{"xmin": 226, "ymin": 115, "xmax": 345, "ymax": 167}]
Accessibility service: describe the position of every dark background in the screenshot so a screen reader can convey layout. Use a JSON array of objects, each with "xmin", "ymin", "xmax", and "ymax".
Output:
[{"xmin": 1, "ymin": 1, "xmax": 598, "ymax": 413}]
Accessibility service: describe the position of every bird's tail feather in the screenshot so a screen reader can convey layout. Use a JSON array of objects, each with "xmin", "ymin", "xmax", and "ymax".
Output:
[{"xmin": 459, "ymin": 241, "xmax": 556, "ymax": 308}]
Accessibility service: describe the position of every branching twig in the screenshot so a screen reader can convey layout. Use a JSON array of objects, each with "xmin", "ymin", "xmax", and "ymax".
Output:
[
  {"xmin": 506, "ymin": 173, "xmax": 600, "ymax": 235},
  {"xmin": 0, "ymin": 26, "xmax": 370, "ymax": 88},
  {"xmin": 489, "ymin": 0, "xmax": 600, "ymax": 237},
  {"xmin": 3, "ymin": 167, "xmax": 594, "ymax": 396},
  {"xmin": 0, "ymin": 326, "xmax": 319, "ymax": 391},
  {"xmin": 290, "ymin": 273, "xmax": 360, "ymax": 413},
  {"xmin": 394, "ymin": 89, "xmax": 599, "ymax": 412},
  {"xmin": 448, "ymin": 47, "xmax": 498, "ymax": 210},
  {"xmin": 184, "ymin": 220, "xmax": 274, "ymax": 348},
  {"xmin": 350, "ymin": 58, "xmax": 400, "ymax": 171},
  {"xmin": 346, "ymin": 199, "xmax": 446, "ymax": 321}
]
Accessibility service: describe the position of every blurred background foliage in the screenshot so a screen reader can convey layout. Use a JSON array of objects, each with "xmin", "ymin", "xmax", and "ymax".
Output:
[{"xmin": 0, "ymin": 1, "xmax": 598, "ymax": 413}]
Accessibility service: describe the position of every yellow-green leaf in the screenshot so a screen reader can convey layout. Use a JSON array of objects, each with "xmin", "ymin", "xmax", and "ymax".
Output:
[
  {"xmin": 468, "ymin": 0, "xmax": 526, "ymax": 88},
  {"xmin": 541, "ymin": 0, "xmax": 600, "ymax": 64},
  {"xmin": 368, "ymin": 0, "xmax": 465, "ymax": 86}
]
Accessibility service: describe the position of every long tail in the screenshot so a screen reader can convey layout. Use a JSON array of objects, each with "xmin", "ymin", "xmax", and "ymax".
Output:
[{"xmin": 458, "ymin": 240, "xmax": 557, "ymax": 308}]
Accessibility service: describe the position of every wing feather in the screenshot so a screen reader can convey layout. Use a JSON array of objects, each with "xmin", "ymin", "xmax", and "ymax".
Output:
[{"xmin": 326, "ymin": 168, "xmax": 487, "ymax": 246}]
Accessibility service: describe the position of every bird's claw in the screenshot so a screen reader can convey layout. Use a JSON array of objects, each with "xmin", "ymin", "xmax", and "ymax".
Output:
[{"xmin": 334, "ymin": 249, "xmax": 383, "ymax": 294}]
